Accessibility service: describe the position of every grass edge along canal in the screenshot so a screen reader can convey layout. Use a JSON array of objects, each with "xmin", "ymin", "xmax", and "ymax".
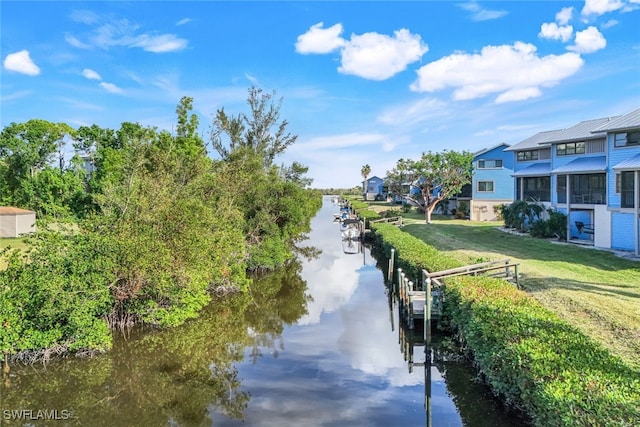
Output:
[{"xmin": 370, "ymin": 221, "xmax": 640, "ymax": 427}]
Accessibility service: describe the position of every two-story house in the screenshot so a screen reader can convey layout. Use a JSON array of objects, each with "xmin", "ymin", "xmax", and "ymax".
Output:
[
  {"xmin": 505, "ymin": 129, "xmax": 562, "ymax": 206},
  {"xmin": 470, "ymin": 143, "xmax": 514, "ymax": 221},
  {"xmin": 496, "ymin": 107, "xmax": 639, "ymax": 255},
  {"xmin": 601, "ymin": 108, "xmax": 640, "ymax": 255},
  {"xmin": 362, "ymin": 176, "xmax": 384, "ymax": 200},
  {"xmin": 545, "ymin": 116, "xmax": 616, "ymax": 246}
]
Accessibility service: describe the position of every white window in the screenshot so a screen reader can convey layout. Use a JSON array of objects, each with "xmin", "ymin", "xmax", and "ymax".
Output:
[
  {"xmin": 477, "ymin": 181, "xmax": 494, "ymax": 192},
  {"xmin": 477, "ymin": 159, "xmax": 503, "ymax": 168}
]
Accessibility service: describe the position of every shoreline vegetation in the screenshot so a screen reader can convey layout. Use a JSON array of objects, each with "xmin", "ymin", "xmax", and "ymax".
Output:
[
  {"xmin": 352, "ymin": 196, "xmax": 639, "ymax": 426},
  {"xmin": 0, "ymin": 88, "xmax": 322, "ymax": 364}
]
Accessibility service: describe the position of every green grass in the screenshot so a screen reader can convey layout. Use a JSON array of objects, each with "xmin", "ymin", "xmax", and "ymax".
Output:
[
  {"xmin": 0, "ymin": 237, "xmax": 30, "ymax": 269},
  {"xmin": 359, "ymin": 197, "xmax": 640, "ymax": 369},
  {"xmin": 396, "ymin": 215, "xmax": 640, "ymax": 371}
]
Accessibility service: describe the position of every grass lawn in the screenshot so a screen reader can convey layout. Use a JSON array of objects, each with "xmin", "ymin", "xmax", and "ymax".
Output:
[
  {"xmin": 360, "ymin": 200, "xmax": 640, "ymax": 371},
  {"xmin": 0, "ymin": 237, "xmax": 30, "ymax": 269}
]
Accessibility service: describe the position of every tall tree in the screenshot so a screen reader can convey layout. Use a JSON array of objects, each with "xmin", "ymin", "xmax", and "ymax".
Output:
[
  {"xmin": 387, "ymin": 150, "xmax": 473, "ymax": 223},
  {"xmin": 361, "ymin": 164, "xmax": 371, "ymax": 200},
  {"xmin": 385, "ymin": 158, "xmax": 414, "ymax": 203},
  {"xmin": 210, "ymin": 86, "xmax": 296, "ymax": 168}
]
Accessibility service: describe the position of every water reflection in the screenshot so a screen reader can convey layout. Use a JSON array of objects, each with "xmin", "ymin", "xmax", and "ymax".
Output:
[{"xmin": 1, "ymin": 196, "xmax": 526, "ymax": 426}]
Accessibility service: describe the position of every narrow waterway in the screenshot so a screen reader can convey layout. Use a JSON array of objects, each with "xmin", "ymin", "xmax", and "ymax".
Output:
[{"xmin": 1, "ymin": 196, "xmax": 525, "ymax": 426}]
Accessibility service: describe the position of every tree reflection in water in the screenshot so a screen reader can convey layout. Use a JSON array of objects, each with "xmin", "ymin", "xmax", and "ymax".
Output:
[{"xmin": 0, "ymin": 258, "xmax": 313, "ymax": 426}]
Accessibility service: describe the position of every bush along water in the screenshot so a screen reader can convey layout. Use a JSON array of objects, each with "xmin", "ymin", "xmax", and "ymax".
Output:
[{"xmin": 370, "ymin": 222, "xmax": 640, "ymax": 426}]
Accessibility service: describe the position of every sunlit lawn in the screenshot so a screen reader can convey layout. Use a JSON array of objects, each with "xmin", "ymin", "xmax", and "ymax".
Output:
[
  {"xmin": 362, "ymin": 199, "xmax": 640, "ymax": 370},
  {"xmin": 0, "ymin": 237, "xmax": 29, "ymax": 270}
]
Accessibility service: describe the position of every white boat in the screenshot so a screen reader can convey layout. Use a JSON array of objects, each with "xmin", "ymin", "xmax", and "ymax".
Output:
[
  {"xmin": 341, "ymin": 219, "xmax": 361, "ymax": 240},
  {"xmin": 342, "ymin": 238, "xmax": 361, "ymax": 254}
]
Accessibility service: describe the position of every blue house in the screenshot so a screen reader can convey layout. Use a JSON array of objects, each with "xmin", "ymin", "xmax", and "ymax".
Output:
[
  {"xmin": 470, "ymin": 143, "xmax": 515, "ymax": 221},
  {"xmin": 362, "ymin": 175, "xmax": 384, "ymax": 200},
  {"xmin": 544, "ymin": 116, "xmax": 614, "ymax": 246},
  {"xmin": 505, "ymin": 129, "xmax": 562, "ymax": 205},
  {"xmin": 497, "ymin": 107, "xmax": 640, "ymax": 255},
  {"xmin": 600, "ymin": 108, "xmax": 640, "ymax": 255}
]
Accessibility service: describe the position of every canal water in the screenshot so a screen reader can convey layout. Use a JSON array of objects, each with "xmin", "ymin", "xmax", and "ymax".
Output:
[{"xmin": 1, "ymin": 196, "xmax": 526, "ymax": 426}]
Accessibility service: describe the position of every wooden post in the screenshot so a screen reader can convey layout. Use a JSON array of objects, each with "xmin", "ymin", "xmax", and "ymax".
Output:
[
  {"xmin": 408, "ymin": 281, "xmax": 414, "ymax": 329},
  {"xmin": 425, "ymin": 276, "xmax": 432, "ymax": 341},
  {"xmin": 388, "ymin": 248, "xmax": 395, "ymax": 283}
]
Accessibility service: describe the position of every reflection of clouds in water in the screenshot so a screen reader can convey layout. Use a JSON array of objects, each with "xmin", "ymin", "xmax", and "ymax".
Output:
[
  {"xmin": 217, "ymin": 352, "xmax": 427, "ymax": 427},
  {"xmin": 214, "ymin": 197, "xmax": 464, "ymax": 427},
  {"xmin": 296, "ymin": 200, "xmax": 366, "ymax": 325}
]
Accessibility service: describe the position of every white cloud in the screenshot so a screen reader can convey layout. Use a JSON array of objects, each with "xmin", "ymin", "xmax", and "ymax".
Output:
[
  {"xmin": 82, "ymin": 68, "xmax": 102, "ymax": 80},
  {"xmin": 176, "ymin": 18, "xmax": 191, "ymax": 26},
  {"xmin": 556, "ymin": 7, "xmax": 574, "ymax": 25},
  {"xmin": 295, "ymin": 22, "xmax": 346, "ymax": 54},
  {"xmin": 601, "ymin": 18, "xmax": 619, "ymax": 28},
  {"xmin": 338, "ymin": 29, "xmax": 428, "ymax": 80},
  {"xmin": 67, "ymin": 14, "xmax": 188, "ymax": 53},
  {"xmin": 410, "ymin": 42, "xmax": 584, "ymax": 103},
  {"xmin": 377, "ymin": 97, "xmax": 449, "ymax": 128},
  {"xmin": 131, "ymin": 33, "xmax": 188, "ymax": 53},
  {"xmin": 299, "ymin": 132, "xmax": 392, "ymax": 151},
  {"xmin": 568, "ymin": 26, "xmax": 607, "ymax": 53},
  {"xmin": 3, "ymin": 50, "xmax": 40, "ymax": 76},
  {"xmin": 69, "ymin": 9, "xmax": 100, "ymax": 25},
  {"xmin": 99, "ymin": 82, "xmax": 124, "ymax": 94},
  {"xmin": 65, "ymin": 34, "xmax": 92, "ymax": 49},
  {"xmin": 582, "ymin": 0, "xmax": 625, "ymax": 16},
  {"xmin": 539, "ymin": 22, "xmax": 574, "ymax": 42},
  {"xmin": 457, "ymin": 1, "xmax": 508, "ymax": 21},
  {"xmin": 296, "ymin": 24, "xmax": 427, "ymax": 80}
]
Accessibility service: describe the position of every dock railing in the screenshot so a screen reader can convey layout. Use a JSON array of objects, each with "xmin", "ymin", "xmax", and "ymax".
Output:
[{"xmin": 394, "ymin": 257, "xmax": 520, "ymax": 333}]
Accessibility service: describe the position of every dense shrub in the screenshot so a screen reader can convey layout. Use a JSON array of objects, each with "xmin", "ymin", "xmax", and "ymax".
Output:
[
  {"xmin": 445, "ymin": 276, "xmax": 640, "ymax": 426},
  {"xmin": 371, "ymin": 224, "xmax": 640, "ymax": 426}
]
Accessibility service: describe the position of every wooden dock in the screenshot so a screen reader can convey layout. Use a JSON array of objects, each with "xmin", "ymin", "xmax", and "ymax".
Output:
[{"xmin": 394, "ymin": 258, "xmax": 520, "ymax": 332}]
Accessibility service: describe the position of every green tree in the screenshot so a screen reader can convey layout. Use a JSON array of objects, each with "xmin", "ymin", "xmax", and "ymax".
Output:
[
  {"xmin": 280, "ymin": 161, "xmax": 313, "ymax": 188},
  {"xmin": 388, "ymin": 150, "xmax": 473, "ymax": 223},
  {"xmin": 0, "ymin": 120, "xmax": 74, "ymax": 206},
  {"xmin": 210, "ymin": 86, "xmax": 296, "ymax": 168},
  {"xmin": 360, "ymin": 164, "xmax": 371, "ymax": 200},
  {"xmin": 385, "ymin": 158, "xmax": 416, "ymax": 204}
]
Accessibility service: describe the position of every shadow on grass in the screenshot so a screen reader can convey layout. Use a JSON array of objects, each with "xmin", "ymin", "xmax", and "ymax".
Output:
[{"xmin": 401, "ymin": 222, "xmax": 640, "ymax": 274}]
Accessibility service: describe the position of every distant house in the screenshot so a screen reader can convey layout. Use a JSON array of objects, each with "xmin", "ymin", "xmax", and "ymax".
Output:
[
  {"xmin": 470, "ymin": 143, "xmax": 514, "ymax": 221},
  {"xmin": 0, "ymin": 206, "xmax": 36, "ymax": 238},
  {"xmin": 362, "ymin": 176, "xmax": 384, "ymax": 200}
]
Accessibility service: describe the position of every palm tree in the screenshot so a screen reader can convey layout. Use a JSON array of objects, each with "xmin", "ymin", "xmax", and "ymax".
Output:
[{"xmin": 361, "ymin": 164, "xmax": 371, "ymax": 200}]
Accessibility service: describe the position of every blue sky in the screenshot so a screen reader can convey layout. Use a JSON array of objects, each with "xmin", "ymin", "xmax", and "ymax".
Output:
[{"xmin": 2, "ymin": 1, "xmax": 639, "ymax": 189}]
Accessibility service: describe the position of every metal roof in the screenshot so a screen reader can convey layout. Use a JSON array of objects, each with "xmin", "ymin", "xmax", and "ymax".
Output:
[
  {"xmin": 474, "ymin": 142, "xmax": 510, "ymax": 157},
  {"xmin": 551, "ymin": 156, "xmax": 606, "ymax": 174},
  {"xmin": 0, "ymin": 206, "xmax": 35, "ymax": 215},
  {"xmin": 613, "ymin": 153, "xmax": 640, "ymax": 170},
  {"xmin": 512, "ymin": 162, "xmax": 551, "ymax": 177},
  {"xmin": 544, "ymin": 117, "xmax": 618, "ymax": 143},
  {"xmin": 505, "ymin": 129, "xmax": 564, "ymax": 151},
  {"xmin": 595, "ymin": 108, "xmax": 640, "ymax": 133}
]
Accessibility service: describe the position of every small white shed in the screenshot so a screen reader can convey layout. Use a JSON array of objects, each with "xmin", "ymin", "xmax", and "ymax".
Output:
[{"xmin": 0, "ymin": 206, "xmax": 37, "ymax": 238}]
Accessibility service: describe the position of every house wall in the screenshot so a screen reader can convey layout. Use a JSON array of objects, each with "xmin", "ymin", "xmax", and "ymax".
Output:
[
  {"xmin": 16, "ymin": 213, "xmax": 36, "ymax": 236},
  {"xmin": 0, "ymin": 214, "xmax": 17, "ymax": 238},
  {"xmin": 611, "ymin": 212, "xmax": 637, "ymax": 251},
  {"xmin": 472, "ymin": 145, "xmax": 514, "ymax": 220},
  {"xmin": 470, "ymin": 199, "xmax": 512, "ymax": 221},
  {"xmin": 593, "ymin": 204, "xmax": 611, "ymax": 248},
  {"xmin": 0, "ymin": 212, "xmax": 36, "ymax": 238},
  {"xmin": 608, "ymin": 136, "xmax": 640, "ymax": 208}
]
